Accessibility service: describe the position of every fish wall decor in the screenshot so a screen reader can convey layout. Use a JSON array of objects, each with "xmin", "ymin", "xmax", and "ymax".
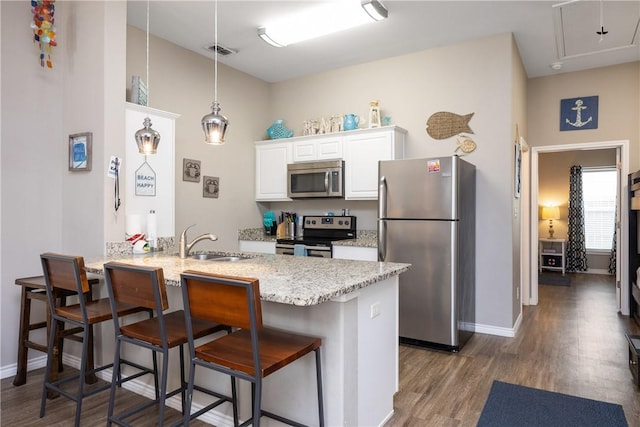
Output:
[{"xmin": 426, "ymin": 112, "xmax": 474, "ymax": 140}]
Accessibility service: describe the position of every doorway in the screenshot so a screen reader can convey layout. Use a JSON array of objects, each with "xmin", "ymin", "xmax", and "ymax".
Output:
[{"xmin": 529, "ymin": 140, "xmax": 630, "ymax": 314}]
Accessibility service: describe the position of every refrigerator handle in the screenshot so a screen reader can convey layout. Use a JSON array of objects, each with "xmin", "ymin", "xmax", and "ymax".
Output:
[
  {"xmin": 378, "ymin": 175, "xmax": 387, "ymax": 261},
  {"xmin": 379, "ymin": 175, "xmax": 387, "ymax": 219},
  {"xmin": 378, "ymin": 220, "xmax": 386, "ymax": 261}
]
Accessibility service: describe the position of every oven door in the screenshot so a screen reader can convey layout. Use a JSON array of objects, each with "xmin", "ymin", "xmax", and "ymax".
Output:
[{"xmin": 276, "ymin": 243, "xmax": 332, "ymax": 258}]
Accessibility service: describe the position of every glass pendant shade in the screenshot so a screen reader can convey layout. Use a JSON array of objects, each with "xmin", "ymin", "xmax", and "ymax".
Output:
[
  {"xmin": 135, "ymin": 117, "xmax": 161, "ymax": 154},
  {"xmin": 201, "ymin": 101, "xmax": 229, "ymax": 145}
]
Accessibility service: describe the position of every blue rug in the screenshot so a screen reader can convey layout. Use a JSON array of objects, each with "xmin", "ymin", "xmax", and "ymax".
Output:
[{"xmin": 477, "ymin": 381, "xmax": 628, "ymax": 427}]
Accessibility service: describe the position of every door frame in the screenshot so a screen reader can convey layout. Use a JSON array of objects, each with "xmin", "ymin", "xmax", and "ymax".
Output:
[{"xmin": 529, "ymin": 140, "xmax": 629, "ymax": 314}]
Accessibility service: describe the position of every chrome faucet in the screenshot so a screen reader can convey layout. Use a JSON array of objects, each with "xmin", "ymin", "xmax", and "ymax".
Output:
[{"xmin": 179, "ymin": 224, "xmax": 218, "ymax": 258}]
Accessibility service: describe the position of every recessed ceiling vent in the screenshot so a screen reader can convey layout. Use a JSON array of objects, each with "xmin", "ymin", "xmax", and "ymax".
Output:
[{"xmin": 205, "ymin": 44, "xmax": 237, "ymax": 56}]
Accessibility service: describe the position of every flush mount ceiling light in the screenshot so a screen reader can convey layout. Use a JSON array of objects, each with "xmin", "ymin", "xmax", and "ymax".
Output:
[
  {"xmin": 258, "ymin": 0, "xmax": 388, "ymax": 48},
  {"xmin": 201, "ymin": 0, "xmax": 229, "ymax": 145},
  {"xmin": 134, "ymin": 0, "xmax": 161, "ymax": 155},
  {"xmin": 362, "ymin": 0, "xmax": 388, "ymax": 21}
]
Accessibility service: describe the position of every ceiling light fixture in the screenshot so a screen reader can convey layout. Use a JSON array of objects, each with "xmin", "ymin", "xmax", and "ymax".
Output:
[
  {"xmin": 134, "ymin": 0, "xmax": 161, "ymax": 155},
  {"xmin": 257, "ymin": 0, "xmax": 388, "ymax": 48},
  {"xmin": 201, "ymin": 0, "xmax": 229, "ymax": 145},
  {"xmin": 596, "ymin": 0, "xmax": 608, "ymax": 42},
  {"xmin": 362, "ymin": 0, "xmax": 388, "ymax": 21}
]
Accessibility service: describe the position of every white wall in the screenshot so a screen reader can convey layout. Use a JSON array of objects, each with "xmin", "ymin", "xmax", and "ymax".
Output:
[{"xmin": 0, "ymin": 0, "xmax": 126, "ymax": 374}]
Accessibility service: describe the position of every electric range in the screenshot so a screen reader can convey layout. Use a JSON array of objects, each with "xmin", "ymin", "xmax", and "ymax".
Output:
[{"xmin": 276, "ymin": 215, "xmax": 357, "ymax": 258}]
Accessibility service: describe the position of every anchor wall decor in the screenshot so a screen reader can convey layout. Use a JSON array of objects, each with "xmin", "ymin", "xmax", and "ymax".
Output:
[{"xmin": 560, "ymin": 95, "xmax": 598, "ymax": 131}]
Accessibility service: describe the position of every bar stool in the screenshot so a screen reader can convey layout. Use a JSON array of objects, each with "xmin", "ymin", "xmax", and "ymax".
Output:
[
  {"xmin": 180, "ymin": 270, "xmax": 324, "ymax": 427},
  {"xmin": 13, "ymin": 275, "xmax": 99, "ymax": 391},
  {"xmin": 39, "ymin": 253, "xmax": 154, "ymax": 427},
  {"xmin": 104, "ymin": 262, "xmax": 233, "ymax": 426}
]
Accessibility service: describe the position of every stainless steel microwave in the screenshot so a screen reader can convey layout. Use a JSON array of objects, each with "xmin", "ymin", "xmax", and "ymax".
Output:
[{"xmin": 287, "ymin": 160, "xmax": 344, "ymax": 199}]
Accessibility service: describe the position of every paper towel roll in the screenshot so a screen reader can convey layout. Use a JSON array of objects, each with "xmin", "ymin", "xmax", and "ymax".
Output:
[
  {"xmin": 126, "ymin": 214, "xmax": 142, "ymax": 237},
  {"xmin": 147, "ymin": 210, "xmax": 157, "ymax": 248}
]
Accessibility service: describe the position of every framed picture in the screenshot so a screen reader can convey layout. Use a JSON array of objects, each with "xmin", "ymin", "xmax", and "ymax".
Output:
[
  {"xmin": 203, "ymin": 176, "xmax": 219, "ymax": 198},
  {"xmin": 69, "ymin": 132, "xmax": 92, "ymax": 171},
  {"xmin": 560, "ymin": 95, "xmax": 598, "ymax": 131},
  {"xmin": 183, "ymin": 158, "xmax": 201, "ymax": 182}
]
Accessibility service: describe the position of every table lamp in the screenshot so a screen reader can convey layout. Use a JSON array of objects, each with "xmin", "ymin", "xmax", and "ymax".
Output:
[{"xmin": 541, "ymin": 206, "xmax": 560, "ymax": 238}]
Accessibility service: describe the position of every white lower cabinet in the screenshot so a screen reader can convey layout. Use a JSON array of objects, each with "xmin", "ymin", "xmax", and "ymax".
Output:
[
  {"xmin": 238, "ymin": 240, "xmax": 276, "ymax": 254},
  {"xmin": 332, "ymin": 245, "xmax": 378, "ymax": 261}
]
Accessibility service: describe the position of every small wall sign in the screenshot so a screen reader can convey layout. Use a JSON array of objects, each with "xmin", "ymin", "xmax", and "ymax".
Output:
[
  {"xmin": 203, "ymin": 176, "xmax": 219, "ymax": 198},
  {"xmin": 560, "ymin": 96, "xmax": 598, "ymax": 131},
  {"xmin": 135, "ymin": 161, "xmax": 156, "ymax": 196},
  {"xmin": 183, "ymin": 158, "xmax": 201, "ymax": 182}
]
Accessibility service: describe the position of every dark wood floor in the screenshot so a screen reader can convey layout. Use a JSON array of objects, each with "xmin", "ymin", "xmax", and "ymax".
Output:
[
  {"xmin": 2, "ymin": 273, "xmax": 639, "ymax": 426},
  {"xmin": 386, "ymin": 273, "xmax": 640, "ymax": 426}
]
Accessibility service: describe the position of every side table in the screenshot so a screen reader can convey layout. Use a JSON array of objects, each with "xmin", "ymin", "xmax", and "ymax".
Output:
[{"xmin": 539, "ymin": 238, "xmax": 566, "ymax": 276}]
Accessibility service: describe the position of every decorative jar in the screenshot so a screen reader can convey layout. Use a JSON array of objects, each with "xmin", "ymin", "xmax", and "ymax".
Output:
[{"xmin": 267, "ymin": 120, "xmax": 294, "ymax": 139}]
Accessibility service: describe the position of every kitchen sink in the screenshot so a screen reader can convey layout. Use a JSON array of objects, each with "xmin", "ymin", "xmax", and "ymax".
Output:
[{"xmin": 190, "ymin": 253, "xmax": 247, "ymax": 262}]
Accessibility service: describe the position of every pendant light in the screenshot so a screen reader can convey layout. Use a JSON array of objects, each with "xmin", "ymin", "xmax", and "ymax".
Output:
[
  {"xmin": 201, "ymin": 0, "xmax": 229, "ymax": 145},
  {"xmin": 134, "ymin": 0, "xmax": 161, "ymax": 155}
]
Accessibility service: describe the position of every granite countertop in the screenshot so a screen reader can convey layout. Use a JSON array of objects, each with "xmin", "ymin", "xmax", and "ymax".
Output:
[
  {"xmin": 238, "ymin": 228, "xmax": 377, "ymax": 248},
  {"xmin": 85, "ymin": 251, "xmax": 409, "ymax": 307}
]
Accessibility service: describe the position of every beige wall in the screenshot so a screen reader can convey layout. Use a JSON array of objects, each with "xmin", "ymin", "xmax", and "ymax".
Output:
[
  {"xmin": 269, "ymin": 33, "xmax": 523, "ymax": 330},
  {"xmin": 528, "ymin": 62, "xmax": 640, "ymax": 169},
  {"xmin": 511, "ymin": 35, "xmax": 528, "ymax": 324},
  {"xmin": 126, "ymin": 26, "xmax": 270, "ymax": 250},
  {"xmin": 1, "ymin": 1, "xmax": 126, "ymax": 369}
]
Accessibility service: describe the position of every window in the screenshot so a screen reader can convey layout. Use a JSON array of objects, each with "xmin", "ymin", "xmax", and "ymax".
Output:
[{"xmin": 582, "ymin": 168, "xmax": 617, "ymax": 251}]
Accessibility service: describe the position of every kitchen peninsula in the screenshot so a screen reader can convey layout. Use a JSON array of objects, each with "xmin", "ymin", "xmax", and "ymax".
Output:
[{"xmin": 85, "ymin": 252, "xmax": 409, "ymax": 427}]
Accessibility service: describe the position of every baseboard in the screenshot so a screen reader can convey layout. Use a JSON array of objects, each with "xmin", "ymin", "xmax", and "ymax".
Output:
[
  {"xmin": 0, "ymin": 354, "xmax": 47, "ymax": 380},
  {"xmin": 584, "ymin": 269, "xmax": 613, "ymax": 275},
  {"xmin": 473, "ymin": 322, "xmax": 517, "ymax": 338}
]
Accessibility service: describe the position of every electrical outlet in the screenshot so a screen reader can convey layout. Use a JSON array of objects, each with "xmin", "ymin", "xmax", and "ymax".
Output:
[{"xmin": 370, "ymin": 302, "xmax": 381, "ymax": 318}]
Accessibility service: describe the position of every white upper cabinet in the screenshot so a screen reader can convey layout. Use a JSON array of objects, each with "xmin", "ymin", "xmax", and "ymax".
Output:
[
  {"xmin": 255, "ymin": 126, "xmax": 406, "ymax": 202},
  {"xmin": 343, "ymin": 127, "xmax": 406, "ymax": 200},
  {"xmin": 255, "ymin": 140, "xmax": 292, "ymax": 201},
  {"xmin": 292, "ymin": 135, "xmax": 343, "ymax": 163}
]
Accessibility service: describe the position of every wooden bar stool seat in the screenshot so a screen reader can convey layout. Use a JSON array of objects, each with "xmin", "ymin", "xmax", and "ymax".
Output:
[
  {"xmin": 13, "ymin": 275, "xmax": 99, "ymax": 393},
  {"xmin": 39, "ymin": 253, "xmax": 154, "ymax": 427},
  {"xmin": 180, "ymin": 270, "xmax": 324, "ymax": 427},
  {"xmin": 104, "ymin": 262, "xmax": 232, "ymax": 427}
]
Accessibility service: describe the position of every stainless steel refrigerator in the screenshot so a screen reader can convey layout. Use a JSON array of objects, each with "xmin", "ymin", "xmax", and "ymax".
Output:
[{"xmin": 378, "ymin": 156, "xmax": 475, "ymax": 351}]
